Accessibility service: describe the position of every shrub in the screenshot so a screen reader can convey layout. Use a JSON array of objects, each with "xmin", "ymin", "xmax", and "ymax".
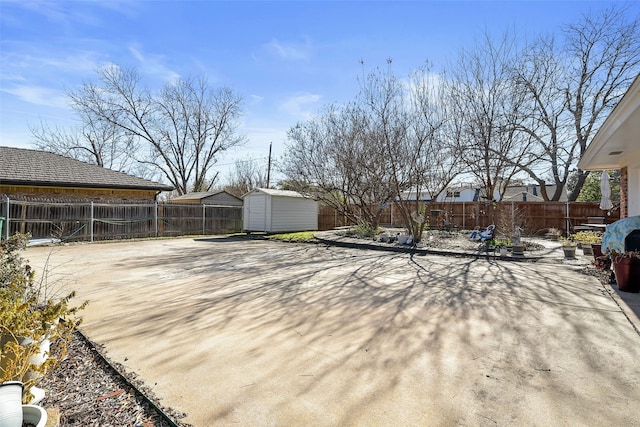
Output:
[
  {"xmin": 348, "ymin": 223, "xmax": 379, "ymax": 239},
  {"xmin": 0, "ymin": 233, "xmax": 87, "ymax": 402}
]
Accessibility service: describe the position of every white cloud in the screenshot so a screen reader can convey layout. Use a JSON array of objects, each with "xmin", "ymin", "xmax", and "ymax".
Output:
[
  {"xmin": 264, "ymin": 38, "xmax": 313, "ymax": 61},
  {"xmin": 128, "ymin": 43, "xmax": 181, "ymax": 83},
  {"xmin": 1, "ymin": 85, "xmax": 67, "ymax": 108},
  {"xmin": 279, "ymin": 93, "xmax": 322, "ymax": 120},
  {"xmin": 249, "ymin": 94, "xmax": 264, "ymax": 105}
]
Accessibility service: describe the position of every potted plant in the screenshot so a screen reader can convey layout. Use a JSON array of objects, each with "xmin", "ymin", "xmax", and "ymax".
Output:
[
  {"xmin": 546, "ymin": 227, "xmax": 562, "ymax": 241},
  {"xmin": 559, "ymin": 237, "xmax": 577, "ymax": 258},
  {"xmin": 495, "ymin": 241, "xmax": 508, "ymax": 257},
  {"xmin": 571, "ymin": 231, "xmax": 603, "ymax": 256},
  {"xmin": 1, "ymin": 233, "xmax": 87, "ymax": 405},
  {"xmin": 612, "ymin": 250, "xmax": 640, "ymax": 293}
]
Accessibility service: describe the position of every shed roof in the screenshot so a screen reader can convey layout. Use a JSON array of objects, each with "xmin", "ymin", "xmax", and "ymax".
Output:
[
  {"xmin": 243, "ymin": 188, "xmax": 310, "ymax": 199},
  {"xmin": 0, "ymin": 146, "xmax": 173, "ymax": 191},
  {"xmin": 171, "ymin": 190, "xmax": 242, "ymax": 202}
]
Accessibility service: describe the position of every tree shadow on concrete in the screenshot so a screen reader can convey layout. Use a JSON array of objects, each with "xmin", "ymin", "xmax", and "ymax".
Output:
[{"xmin": 41, "ymin": 240, "xmax": 640, "ymax": 426}]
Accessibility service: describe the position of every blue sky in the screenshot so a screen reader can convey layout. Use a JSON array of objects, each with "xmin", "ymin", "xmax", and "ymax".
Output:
[{"xmin": 0, "ymin": 0, "xmax": 635, "ymax": 183}]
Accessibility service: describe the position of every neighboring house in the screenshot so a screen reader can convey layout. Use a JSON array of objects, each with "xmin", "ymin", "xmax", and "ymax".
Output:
[
  {"xmin": 0, "ymin": 146, "xmax": 173, "ymax": 202},
  {"xmin": 243, "ymin": 188, "xmax": 318, "ymax": 233},
  {"xmin": 578, "ymin": 74, "xmax": 640, "ymax": 218},
  {"xmin": 500, "ymin": 184, "xmax": 566, "ymax": 202},
  {"xmin": 400, "ymin": 184, "xmax": 565, "ymax": 203},
  {"xmin": 169, "ymin": 190, "xmax": 243, "ymax": 206},
  {"xmin": 400, "ymin": 188, "xmax": 478, "ymax": 202}
]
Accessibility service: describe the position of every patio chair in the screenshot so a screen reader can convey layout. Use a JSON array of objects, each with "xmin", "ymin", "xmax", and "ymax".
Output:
[{"xmin": 469, "ymin": 224, "xmax": 495, "ymax": 242}]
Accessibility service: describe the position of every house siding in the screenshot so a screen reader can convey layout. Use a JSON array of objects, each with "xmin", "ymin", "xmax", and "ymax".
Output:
[
  {"xmin": 202, "ymin": 192, "xmax": 243, "ymax": 206},
  {"xmin": 624, "ymin": 166, "xmax": 640, "ymax": 218}
]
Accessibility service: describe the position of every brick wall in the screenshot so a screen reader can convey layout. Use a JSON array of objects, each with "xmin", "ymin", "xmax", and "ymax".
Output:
[
  {"xmin": 1, "ymin": 185, "xmax": 158, "ymax": 203},
  {"xmin": 620, "ymin": 167, "xmax": 628, "ymax": 218}
]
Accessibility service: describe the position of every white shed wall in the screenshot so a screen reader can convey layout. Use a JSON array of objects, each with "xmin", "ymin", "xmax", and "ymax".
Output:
[
  {"xmin": 243, "ymin": 190, "xmax": 317, "ymax": 232},
  {"xmin": 243, "ymin": 193, "xmax": 269, "ymax": 232},
  {"xmin": 270, "ymin": 196, "xmax": 318, "ymax": 232}
]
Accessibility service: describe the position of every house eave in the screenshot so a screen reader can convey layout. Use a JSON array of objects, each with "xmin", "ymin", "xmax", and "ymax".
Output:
[
  {"xmin": 0, "ymin": 180, "xmax": 173, "ymax": 192},
  {"xmin": 578, "ymin": 74, "xmax": 640, "ymax": 171}
]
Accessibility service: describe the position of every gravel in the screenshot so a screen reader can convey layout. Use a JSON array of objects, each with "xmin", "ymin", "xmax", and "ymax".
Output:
[{"xmin": 38, "ymin": 331, "xmax": 190, "ymax": 427}]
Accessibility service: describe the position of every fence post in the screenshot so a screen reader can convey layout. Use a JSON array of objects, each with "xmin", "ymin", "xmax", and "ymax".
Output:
[
  {"xmin": 90, "ymin": 201, "xmax": 94, "ymax": 242},
  {"xmin": 566, "ymin": 201, "xmax": 570, "ymax": 237},
  {"xmin": 462, "ymin": 202, "xmax": 465, "ymax": 229},
  {"xmin": 3, "ymin": 196, "xmax": 9, "ymax": 240},
  {"xmin": 154, "ymin": 202, "xmax": 158, "ymax": 238},
  {"xmin": 203, "ymin": 204, "xmax": 206, "ymax": 235}
]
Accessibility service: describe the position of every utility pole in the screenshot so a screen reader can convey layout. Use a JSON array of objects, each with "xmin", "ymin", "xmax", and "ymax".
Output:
[{"xmin": 266, "ymin": 142, "xmax": 272, "ymax": 189}]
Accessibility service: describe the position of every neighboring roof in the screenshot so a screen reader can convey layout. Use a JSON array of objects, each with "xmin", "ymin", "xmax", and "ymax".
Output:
[
  {"xmin": 0, "ymin": 146, "xmax": 173, "ymax": 191},
  {"xmin": 171, "ymin": 190, "xmax": 241, "ymax": 202},
  {"xmin": 578, "ymin": 73, "xmax": 640, "ymax": 171},
  {"xmin": 243, "ymin": 188, "xmax": 310, "ymax": 199},
  {"xmin": 500, "ymin": 184, "xmax": 564, "ymax": 202}
]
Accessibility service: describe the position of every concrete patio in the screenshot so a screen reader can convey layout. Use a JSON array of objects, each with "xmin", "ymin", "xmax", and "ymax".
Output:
[{"xmin": 25, "ymin": 236, "xmax": 640, "ymax": 426}]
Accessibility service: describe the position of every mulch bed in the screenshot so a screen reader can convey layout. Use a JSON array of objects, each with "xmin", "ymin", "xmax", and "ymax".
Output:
[{"xmin": 38, "ymin": 331, "xmax": 190, "ymax": 426}]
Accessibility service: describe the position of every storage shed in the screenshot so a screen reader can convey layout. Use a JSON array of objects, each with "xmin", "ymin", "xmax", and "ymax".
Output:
[{"xmin": 243, "ymin": 188, "xmax": 318, "ymax": 233}]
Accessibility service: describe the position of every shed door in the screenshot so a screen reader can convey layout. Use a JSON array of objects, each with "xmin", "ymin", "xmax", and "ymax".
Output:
[{"xmin": 247, "ymin": 194, "xmax": 268, "ymax": 231}]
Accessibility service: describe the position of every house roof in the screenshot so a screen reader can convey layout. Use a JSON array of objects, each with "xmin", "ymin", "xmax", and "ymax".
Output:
[
  {"xmin": 501, "ymin": 184, "xmax": 565, "ymax": 202},
  {"xmin": 0, "ymin": 146, "xmax": 173, "ymax": 191},
  {"xmin": 171, "ymin": 190, "xmax": 241, "ymax": 201},
  {"xmin": 578, "ymin": 73, "xmax": 640, "ymax": 171}
]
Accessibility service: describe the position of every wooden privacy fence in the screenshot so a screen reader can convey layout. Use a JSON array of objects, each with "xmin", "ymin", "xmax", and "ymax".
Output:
[
  {"xmin": 318, "ymin": 201, "xmax": 620, "ymax": 236},
  {"xmin": 0, "ymin": 197, "xmax": 242, "ymax": 242}
]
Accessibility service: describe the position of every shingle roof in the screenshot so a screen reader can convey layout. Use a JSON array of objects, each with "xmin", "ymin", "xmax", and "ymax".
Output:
[
  {"xmin": 171, "ymin": 190, "xmax": 242, "ymax": 201},
  {"xmin": 0, "ymin": 146, "xmax": 173, "ymax": 191}
]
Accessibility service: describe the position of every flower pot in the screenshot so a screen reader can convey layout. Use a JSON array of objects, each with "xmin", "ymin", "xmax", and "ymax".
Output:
[
  {"xmin": 562, "ymin": 246, "xmax": 576, "ymax": 258},
  {"xmin": 613, "ymin": 256, "xmax": 640, "ymax": 293},
  {"xmin": 22, "ymin": 404, "xmax": 48, "ymax": 427},
  {"xmin": 20, "ymin": 336, "xmax": 50, "ymax": 384},
  {"xmin": 499, "ymin": 247, "xmax": 508, "ymax": 257},
  {"xmin": 592, "ymin": 243, "xmax": 603, "ymax": 259},
  {"xmin": 581, "ymin": 244, "xmax": 593, "ymax": 256},
  {"xmin": 0, "ymin": 381, "xmax": 23, "ymax": 427}
]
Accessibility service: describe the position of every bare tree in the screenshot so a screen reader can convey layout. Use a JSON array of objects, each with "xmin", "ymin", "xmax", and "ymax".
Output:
[
  {"xmin": 30, "ymin": 109, "xmax": 139, "ymax": 174},
  {"xmin": 283, "ymin": 100, "xmax": 396, "ymax": 231},
  {"xmin": 67, "ymin": 66, "xmax": 245, "ymax": 194},
  {"xmin": 369, "ymin": 64, "xmax": 462, "ymax": 242},
  {"xmin": 513, "ymin": 5, "xmax": 640, "ymax": 200},
  {"xmin": 446, "ymin": 32, "xmax": 533, "ymax": 204},
  {"xmin": 223, "ymin": 159, "xmax": 268, "ymax": 198},
  {"xmin": 283, "ymin": 63, "xmax": 462, "ymax": 241}
]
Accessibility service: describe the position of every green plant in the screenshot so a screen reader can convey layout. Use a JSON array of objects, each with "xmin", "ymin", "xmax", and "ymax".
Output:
[
  {"xmin": 611, "ymin": 250, "xmax": 640, "ymax": 259},
  {"xmin": 348, "ymin": 223, "xmax": 379, "ymax": 239},
  {"xmin": 571, "ymin": 230, "xmax": 602, "ymax": 244},
  {"xmin": 267, "ymin": 231, "xmax": 316, "ymax": 242},
  {"xmin": 559, "ymin": 237, "xmax": 577, "ymax": 247},
  {"xmin": 0, "ymin": 233, "xmax": 87, "ymax": 402},
  {"xmin": 493, "ymin": 239, "xmax": 510, "ymax": 248}
]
